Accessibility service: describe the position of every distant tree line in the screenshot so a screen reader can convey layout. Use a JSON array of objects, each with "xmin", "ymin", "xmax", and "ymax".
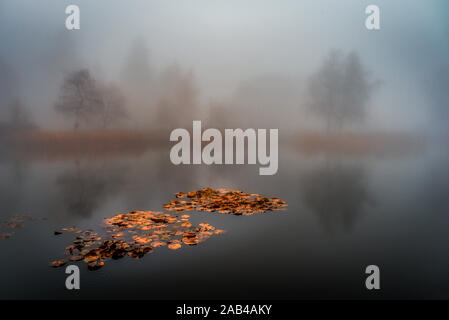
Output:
[
  {"xmin": 55, "ymin": 38, "xmax": 198, "ymax": 132},
  {"xmin": 207, "ymin": 50, "xmax": 380, "ymax": 133},
  {"xmin": 3, "ymin": 44, "xmax": 380, "ymax": 135}
]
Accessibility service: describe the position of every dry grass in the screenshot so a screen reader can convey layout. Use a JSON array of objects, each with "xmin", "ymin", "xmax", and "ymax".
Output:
[
  {"xmin": 1, "ymin": 129, "xmax": 426, "ymax": 161},
  {"xmin": 2, "ymin": 129, "xmax": 165, "ymax": 161},
  {"xmin": 293, "ymin": 131, "xmax": 426, "ymax": 156}
]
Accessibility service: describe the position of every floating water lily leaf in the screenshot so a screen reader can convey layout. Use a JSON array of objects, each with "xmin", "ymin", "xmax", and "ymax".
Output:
[
  {"xmin": 133, "ymin": 235, "xmax": 152, "ymax": 244},
  {"xmin": 61, "ymin": 226, "xmax": 82, "ymax": 233},
  {"xmin": 84, "ymin": 255, "xmax": 101, "ymax": 263},
  {"xmin": 182, "ymin": 235, "xmax": 199, "ymax": 246},
  {"xmin": 168, "ymin": 240, "xmax": 182, "ymax": 250},
  {"xmin": 151, "ymin": 240, "xmax": 166, "ymax": 248},
  {"xmin": 69, "ymin": 255, "xmax": 84, "ymax": 261},
  {"xmin": 49, "ymin": 259, "xmax": 67, "ymax": 268},
  {"xmin": 87, "ymin": 260, "xmax": 104, "ymax": 270}
]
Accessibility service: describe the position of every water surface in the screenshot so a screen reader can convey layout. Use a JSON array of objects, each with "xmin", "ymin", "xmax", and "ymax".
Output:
[{"xmin": 0, "ymin": 141, "xmax": 448, "ymax": 299}]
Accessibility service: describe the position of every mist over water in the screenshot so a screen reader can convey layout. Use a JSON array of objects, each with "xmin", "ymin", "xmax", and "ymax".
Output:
[{"xmin": 0, "ymin": 0, "xmax": 448, "ymax": 133}]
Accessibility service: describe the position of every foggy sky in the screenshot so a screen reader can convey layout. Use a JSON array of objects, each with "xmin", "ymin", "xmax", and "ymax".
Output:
[{"xmin": 0, "ymin": 0, "xmax": 448, "ymax": 132}]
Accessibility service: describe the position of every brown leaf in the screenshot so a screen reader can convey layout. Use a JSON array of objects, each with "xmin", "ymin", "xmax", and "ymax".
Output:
[{"xmin": 49, "ymin": 259, "xmax": 67, "ymax": 268}]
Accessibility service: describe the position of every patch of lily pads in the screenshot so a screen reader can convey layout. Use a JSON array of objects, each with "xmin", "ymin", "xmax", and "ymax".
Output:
[
  {"xmin": 0, "ymin": 214, "xmax": 44, "ymax": 243},
  {"xmin": 50, "ymin": 188, "xmax": 287, "ymax": 271},
  {"xmin": 50, "ymin": 211, "xmax": 225, "ymax": 270},
  {"xmin": 164, "ymin": 188, "xmax": 287, "ymax": 215}
]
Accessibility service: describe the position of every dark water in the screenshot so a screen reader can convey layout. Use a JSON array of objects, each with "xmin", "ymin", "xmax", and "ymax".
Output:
[{"xmin": 0, "ymin": 142, "xmax": 448, "ymax": 299}]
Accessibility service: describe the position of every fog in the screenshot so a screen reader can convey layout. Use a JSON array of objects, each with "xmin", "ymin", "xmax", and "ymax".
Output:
[
  {"xmin": 0, "ymin": 0, "xmax": 448, "ymax": 133},
  {"xmin": 2, "ymin": 1, "xmax": 449, "ymax": 300}
]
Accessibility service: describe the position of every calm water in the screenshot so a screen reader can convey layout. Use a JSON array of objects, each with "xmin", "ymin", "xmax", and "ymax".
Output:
[{"xmin": 0, "ymin": 141, "xmax": 448, "ymax": 299}]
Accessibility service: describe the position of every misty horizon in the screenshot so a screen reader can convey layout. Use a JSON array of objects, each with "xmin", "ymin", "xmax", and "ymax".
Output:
[{"xmin": 1, "ymin": 0, "xmax": 448, "ymax": 134}]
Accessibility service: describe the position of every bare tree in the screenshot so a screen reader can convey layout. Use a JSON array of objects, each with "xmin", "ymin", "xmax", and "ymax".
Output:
[
  {"xmin": 307, "ymin": 51, "xmax": 379, "ymax": 132},
  {"xmin": 55, "ymin": 69, "xmax": 101, "ymax": 130}
]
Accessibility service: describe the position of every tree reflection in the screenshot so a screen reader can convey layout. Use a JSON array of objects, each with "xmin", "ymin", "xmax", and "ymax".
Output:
[
  {"xmin": 301, "ymin": 159, "xmax": 373, "ymax": 232},
  {"xmin": 56, "ymin": 160, "xmax": 127, "ymax": 217}
]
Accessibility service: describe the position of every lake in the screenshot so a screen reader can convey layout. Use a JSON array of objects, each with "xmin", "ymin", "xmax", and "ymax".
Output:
[{"xmin": 0, "ymin": 138, "xmax": 448, "ymax": 299}]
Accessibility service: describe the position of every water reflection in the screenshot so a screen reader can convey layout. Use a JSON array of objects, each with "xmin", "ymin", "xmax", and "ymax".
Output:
[
  {"xmin": 0, "ymin": 140, "xmax": 448, "ymax": 298},
  {"xmin": 56, "ymin": 160, "xmax": 128, "ymax": 217},
  {"xmin": 300, "ymin": 158, "xmax": 374, "ymax": 232},
  {"xmin": 0, "ymin": 154, "xmax": 29, "ymax": 216}
]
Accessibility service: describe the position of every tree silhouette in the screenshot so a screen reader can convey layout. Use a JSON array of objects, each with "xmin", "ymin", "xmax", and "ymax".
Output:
[
  {"xmin": 56, "ymin": 161, "xmax": 127, "ymax": 217},
  {"xmin": 55, "ymin": 69, "xmax": 101, "ymax": 130},
  {"xmin": 307, "ymin": 51, "xmax": 379, "ymax": 132},
  {"xmin": 55, "ymin": 69, "xmax": 127, "ymax": 129}
]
